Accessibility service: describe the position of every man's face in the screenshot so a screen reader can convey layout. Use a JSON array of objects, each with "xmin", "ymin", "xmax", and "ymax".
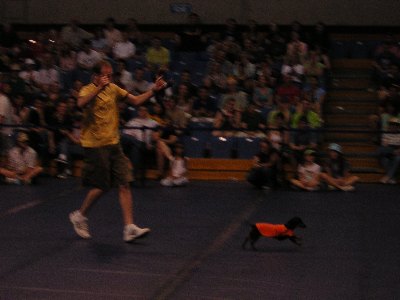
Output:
[{"xmin": 95, "ymin": 65, "xmax": 113, "ymax": 84}]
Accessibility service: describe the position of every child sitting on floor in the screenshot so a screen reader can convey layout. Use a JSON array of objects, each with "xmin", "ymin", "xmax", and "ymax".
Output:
[{"xmin": 161, "ymin": 143, "xmax": 189, "ymax": 187}]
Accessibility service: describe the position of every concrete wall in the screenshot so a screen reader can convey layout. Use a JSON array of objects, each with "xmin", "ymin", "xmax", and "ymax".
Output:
[{"xmin": 1, "ymin": 0, "xmax": 399, "ymax": 26}]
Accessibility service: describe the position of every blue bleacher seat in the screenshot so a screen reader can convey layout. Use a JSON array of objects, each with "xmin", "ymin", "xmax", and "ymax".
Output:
[
  {"xmin": 349, "ymin": 41, "xmax": 369, "ymax": 59},
  {"xmin": 181, "ymin": 135, "xmax": 207, "ymax": 158},
  {"xmin": 331, "ymin": 41, "xmax": 350, "ymax": 59},
  {"xmin": 208, "ymin": 136, "xmax": 236, "ymax": 158},
  {"xmin": 236, "ymin": 137, "xmax": 261, "ymax": 159}
]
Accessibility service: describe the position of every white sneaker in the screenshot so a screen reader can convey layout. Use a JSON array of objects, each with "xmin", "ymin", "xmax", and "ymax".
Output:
[
  {"xmin": 5, "ymin": 177, "xmax": 21, "ymax": 185},
  {"xmin": 69, "ymin": 210, "xmax": 91, "ymax": 239},
  {"xmin": 123, "ymin": 224, "xmax": 150, "ymax": 242},
  {"xmin": 380, "ymin": 176, "xmax": 389, "ymax": 184},
  {"xmin": 340, "ymin": 185, "xmax": 355, "ymax": 192}
]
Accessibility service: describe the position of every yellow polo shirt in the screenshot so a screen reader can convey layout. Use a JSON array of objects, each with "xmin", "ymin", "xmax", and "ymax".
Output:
[{"xmin": 79, "ymin": 83, "xmax": 128, "ymax": 148}]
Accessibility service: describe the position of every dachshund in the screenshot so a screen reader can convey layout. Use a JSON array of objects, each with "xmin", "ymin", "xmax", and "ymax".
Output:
[{"xmin": 242, "ymin": 217, "xmax": 306, "ymax": 250}]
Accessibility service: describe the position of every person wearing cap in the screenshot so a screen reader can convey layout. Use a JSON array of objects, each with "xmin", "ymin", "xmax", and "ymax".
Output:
[
  {"xmin": 290, "ymin": 149, "xmax": 321, "ymax": 191},
  {"xmin": 378, "ymin": 117, "xmax": 400, "ymax": 184},
  {"xmin": 320, "ymin": 143, "xmax": 359, "ymax": 191},
  {"xmin": 0, "ymin": 132, "xmax": 43, "ymax": 184}
]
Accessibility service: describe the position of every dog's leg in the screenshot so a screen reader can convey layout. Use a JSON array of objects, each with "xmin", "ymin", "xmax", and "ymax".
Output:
[
  {"xmin": 249, "ymin": 227, "xmax": 261, "ymax": 251},
  {"xmin": 289, "ymin": 236, "xmax": 302, "ymax": 246}
]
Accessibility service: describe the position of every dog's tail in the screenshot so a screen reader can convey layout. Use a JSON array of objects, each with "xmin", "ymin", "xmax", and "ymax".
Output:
[{"xmin": 244, "ymin": 220, "xmax": 254, "ymax": 227}]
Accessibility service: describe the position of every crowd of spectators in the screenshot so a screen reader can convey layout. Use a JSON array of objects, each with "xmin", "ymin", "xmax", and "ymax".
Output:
[
  {"xmin": 368, "ymin": 34, "xmax": 400, "ymax": 183},
  {"xmin": 0, "ymin": 14, "xmax": 338, "ymax": 185}
]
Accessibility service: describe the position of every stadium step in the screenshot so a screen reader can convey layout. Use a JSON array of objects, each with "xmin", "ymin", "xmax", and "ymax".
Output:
[
  {"xmin": 332, "ymin": 59, "xmax": 372, "ymax": 69},
  {"xmin": 325, "ymin": 57, "xmax": 382, "ymax": 182},
  {"xmin": 331, "ymin": 77, "xmax": 371, "ymax": 89}
]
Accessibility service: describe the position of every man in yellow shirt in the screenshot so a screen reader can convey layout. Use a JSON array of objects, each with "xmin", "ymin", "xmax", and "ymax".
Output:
[{"xmin": 69, "ymin": 60, "xmax": 166, "ymax": 242}]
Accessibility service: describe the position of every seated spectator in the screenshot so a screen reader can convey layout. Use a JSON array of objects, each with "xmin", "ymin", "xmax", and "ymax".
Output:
[
  {"xmin": 60, "ymin": 19, "xmax": 94, "ymax": 50},
  {"xmin": 47, "ymin": 100, "xmax": 73, "ymax": 176},
  {"xmin": 288, "ymin": 116, "xmax": 318, "ymax": 165},
  {"xmin": 18, "ymin": 58, "xmax": 40, "ymax": 96},
  {"xmin": 302, "ymin": 75, "xmax": 326, "ymax": 116},
  {"xmin": 58, "ymin": 47, "xmax": 78, "ymax": 91},
  {"xmin": 131, "ymin": 67, "xmax": 153, "ymax": 95},
  {"xmin": 252, "ymin": 73, "xmax": 275, "ymax": 114},
  {"xmin": 114, "ymin": 59, "xmax": 134, "ymax": 92},
  {"xmin": 378, "ymin": 118, "xmax": 400, "ymax": 184},
  {"xmin": 286, "ymin": 31, "xmax": 308, "ymax": 59},
  {"xmin": 173, "ymin": 69, "xmax": 198, "ymax": 99},
  {"xmin": 267, "ymin": 99, "xmax": 292, "ymax": 127},
  {"xmin": 213, "ymin": 97, "xmax": 240, "ymax": 137},
  {"xmin": 0, "ymin": 132, "xmax": 43, "ymax": 184},
  {"xmin": 290, "ymin": 149, "xmax": 321, "ymax": 191},
  {"xmin": 91, "ymin": 27, "xmax": 109, "ymax": 56},
  {"xmin": 161, "ymin": 143, "xmax": 188, "ymax": 187},
  {"xmin": 34, "ymin": 52, "xmax": 60, "ymax": 93},
  {"xmin": 26, "ymin": 97, "xmax": 51, "ymax": 165},
  {"xmin": 149, "ymin": 102, "xmax": 166, "ymax": 126},
  {"xmin": 151, "ymin": 117, "xmax": 178, "ymax": 179},
  {"xmin": 163, "ymin": 96, "xmax": 188, "ymax": 130},
  {"xmin": 239, "ymin": 102, "xmax": 266, "ymax": 137},
  {"xmin": 232, "ymin": 52, "xmax": 256, "ymax": 80},
  {"xmin": 370, "ymin": 100, "xmax": 399, "ymax": 144},
  {"xmin": 112, "ymin": 31, "xmax": 137, "ymax": 62},
  {"xmin": 76, "ymin": 39, "xmax": 102, "ymax": 83},
  {"xmin": 174, "ymin": 83, "xmax": 194, "ymax": 116},
  {"xmin": 192, "ymin": 86, "xmax": 218, "ymax": 118},
  {"xmin": 121, "ymin": 105, "xmax": 158, "ymax": 185},
  {"xmin": 267, "ymin": 112, "xmax": 290, "ymax": 157},
  {"xmin": 303, "ymin": 50, "xmax": 326, "ymax": 86},
  {"xmin": 55, "ymin": 113, "xmax": 84, "ymax": 179},
  {"xmin": 246, "ymin": 139, "xmax": 280, "ymax": 189},
  {"xmin": 219, "ymin": 76, "xmax": 248, "ymax": 112},
  {"xmin": 204, "ymin": 62, "xmax": 227, "ymax": 92},
  {"xmin": 281, "ymin": 54, "xmax": 304, "ymax": 87},
  {"xmin": 207, "ymin": 49, "xmax": 234, "ymax": 78},
  {"xmin": 372, "ymin": 40, "xmax": 398, "ymax": 87},
  {"xmin": 11, "ymin": 93, "xmax": 30, "ymax": 126},
  {"xmin": 103, "ymin": 17, "xmax": 122, "ymax": 49},
  {"xmin": 275, "ymin": 74, "xmax": 301, "ymax": 108},
  {"xmin": 291, "ymin": 98, "xmax": 322, "ymax": 130},
  {"xmin": 320, "ymin": 143, "xmax": 359, "ymax": 191},
  {"xmin": 8, "ymin": 63, "xmax": 29, "ymax": 97},
  {"xmin": 146, "ymin": 36, "xmax": 170, "ymax": 72}
]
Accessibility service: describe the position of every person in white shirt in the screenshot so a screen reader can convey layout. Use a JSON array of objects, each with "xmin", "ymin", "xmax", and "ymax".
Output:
[
  {"xmin": 112, "ymin": 31, "xmax": 136, "ymax": 61},
  {"xmin": 121, "ymin": 105, "xmax": 158, "ymax": 185},
  {"xmin": 34, "ymin": 53, "xmax": 60, "ymax": 91},
  {"xmin": 290, "ymin": 149, "xmax": 321, "ymax": 191},
  {"xmin": 161, "ymin": 143, "xmax": 189, "ymax": 187},
  {"xmin": 0, "ymin": 132, "xmax": 43, "ymax": 184},
  {"xmin": 77, "ymin": 39, "xmax": 103, "ymax": 71}
]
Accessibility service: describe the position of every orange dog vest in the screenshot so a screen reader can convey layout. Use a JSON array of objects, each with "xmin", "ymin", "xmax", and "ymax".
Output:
[{"xmin": 255, "ymin": 223, "xmax": 294, "ymax": 237}]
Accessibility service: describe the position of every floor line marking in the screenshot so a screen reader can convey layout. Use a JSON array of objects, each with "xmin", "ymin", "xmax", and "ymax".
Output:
[{"xmin": 152, "ymin": 191, "xmax": 266, "ymax": 300}]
